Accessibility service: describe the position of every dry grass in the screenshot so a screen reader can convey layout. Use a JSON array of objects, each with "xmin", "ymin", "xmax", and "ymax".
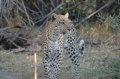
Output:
[
  {"xmin": 0, "ymin": 42, "xmax": 120, "ymax": 79},
  {"xmin": 0, "ymin": 51, "xmax": 35, "ymax": 79},
  {"xmin": 76, "ymin": 21, "xmax": 112, "ymax": 42},
  {"xmin": 0, "ymin": 21, "xmax": 120, "ymax": 79}
]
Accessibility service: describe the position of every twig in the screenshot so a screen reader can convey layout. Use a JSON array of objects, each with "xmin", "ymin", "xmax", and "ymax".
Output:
[
  {"xmin": 0, "ymin": 26, "xmax": 17, "ymax": 31},
  {"xmin": 111, "ymin": 48, "xmax": 120, "ymax": 52},
  {"xmin": 85, "ymin": 34, "xmax": 115, "ymax": 45},
  {"xmin": 13, "ymin": 1, "xmax": 35, "ymax": 25},
  {"xmin": 0, "ymin": 32, "xmax": 41, "ymax": 44},
  {"xmin": 35, "ymin": 3, "xmax": 64, "ymax": 24},
  {"xmin": 37, "ymin": 17, "xmax": 49, "ymax": 31},
  {"xmin": 66, "ymin": 2, "xmax": 81, "ymax": 10},
  {"xmin": 76, "ymin": 34, "xmax": 81, "ymax": 43},
  {"xmin": 8, "ymin": 39, "xmax": 23, "ymax": 48},
  {"xmin": 102, "ymin": 34, "xmax": 115, "ymax": 44},
  {"xmin": 56, "ymin": 0, "xmax": 59, "ymax": 6},
  {"xmin": 50, "ymin": 0, "xmax": 55, "ymax": 8},
  {"xmin": 75, "ymin": 0, "xmax": 115, "ymax": 28},
  {"xmin": 2, "ymin": 12, "xmax": 10, "ymax": 24},
  {"xmin": 32, "ymin": 3, "xmax": 43, "ymax": 16},
  {"xmin": 21, "ymin": 0, "xmax": 34, "ymax": 27},
  {"xmin": 39, "ymin": 0, "xmax": 50, "ymax": 12}
]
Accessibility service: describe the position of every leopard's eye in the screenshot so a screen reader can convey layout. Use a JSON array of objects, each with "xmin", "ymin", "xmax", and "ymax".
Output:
[{"xmin": 59, "ymin": 20, "xmax": 65, "ymax": 24}]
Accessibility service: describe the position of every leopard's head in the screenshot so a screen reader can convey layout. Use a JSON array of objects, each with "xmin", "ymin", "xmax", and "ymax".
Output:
[{"xmin": 51, "ymin": 13, "xmax": 74, "ymax": 34}]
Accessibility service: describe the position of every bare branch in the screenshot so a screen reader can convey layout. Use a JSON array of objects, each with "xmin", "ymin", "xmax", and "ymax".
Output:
[
  {"xmin": 2, "ymin": 12, "xmax": 11, "ymax": 24},
  {"xmin": 0, "ymin": 26, "xmax": 16, "ymax": 31},
  {"xmin": 35, "ymin": 3, "xmax": 64, "ymax": 24},
  {"xmin": 50, "ymin": 0, "xmax": 55, "ymax": 8},
  {"xmin": 32, "ymin": 3, "xmax": 43, "ymax": 16},
  {"xmin": 0, "ymin": 32, "xmax": 41, "ymax": 44},
  {"xmin": 75, "ymin": 0, "xmax": 115, "ymax": 28},
  {"xmin": 102, "ymin": 34, "xmax": 115, "ymax": 44},
  {"xmin": 38, "ymin": 0, "xmax": 50, "ymax": 12},
  {"xmin": 111, "ymin": 48, "xmax": 120, "ymax": 52},
  {"xmin": 85, "ymin": 34, "xmax": 115, "ymax": 45},
  {"xmin": 21, "ymin": 0, "xmax": 34, "ymax": 27},
  {"xmin": 9, "ymin": 39, "xmax": 23, "ymax": 48}
]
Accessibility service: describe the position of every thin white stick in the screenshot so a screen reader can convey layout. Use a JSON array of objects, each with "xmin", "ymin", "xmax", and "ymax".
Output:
[{"xmin": 34, "ymin": 53, "xmax": 37, "ymax": 79}]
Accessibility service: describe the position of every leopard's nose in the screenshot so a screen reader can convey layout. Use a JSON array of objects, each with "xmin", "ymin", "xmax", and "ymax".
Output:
[
  {"xmin": 62, "ymin": 31, "xmax": 66, "ymax": 34},
  {"xmin": 60, "ymin": 30, "xmax": 67, "ymax": 34}
]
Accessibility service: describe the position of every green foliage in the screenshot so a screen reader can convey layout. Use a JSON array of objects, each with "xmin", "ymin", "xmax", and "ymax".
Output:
[
  {"xmin": 80, "ymin": 52, "xmax": 120, "ymax": 79},
  {"xmin": 109, "ymin": 14, "xmax": 120, "ymax": 28},
  {"xmin": 61, "ymin": 8, "xmax": 71, "ymax": 14},
  {"xmin": 78, "ymin": 9, "xmax": 87, "ymax": 17},
  {"xmin": 96, "ymin": 12, "xmax": 120, "ymax": 28},
  {"xmin": 88, "ymin": 0, "xmax": 95, "ymax": 3},
  {"xmin": 96, "ymin": 12, "xmax": 106, "ymax": 23},
  {"xmin": 61, "ymin": 0, "xmax": 95, "ymax": 17},
  {"xmin": 96, "ymin": 12, "xmax": 120, "ymax": 34},
  {"xmin": 98, "ymin": 52, "xmax": 120, "ymax": 79}
]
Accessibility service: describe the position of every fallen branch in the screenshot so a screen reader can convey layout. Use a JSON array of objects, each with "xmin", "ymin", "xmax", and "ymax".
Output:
[
  {"xmin": 9, "ymin": 39, "xmax": 23, "ymax": 48},
  {"xmin": 85, "ymin": 34, "xmax": 115, "ymax": 45},
  {"xmin": 0, "ymin": 31, "xmax": 29, "ymax": 49},
  {"xmin": 0, "ymin": 26, "xmax": 15, "ymax": 31},
  {"xmin": 75, "ymin": 0, "xmax": 115, "ymax": 28},
  {"xmin": 0, "ymin": 32, "xmax": 41, "ymax": 45},
  {"xmin": 102, "ymin": 34, "xmax": 115, "ymax": 44},
  {"xmin": 111, "ymin": 48, "xmax": 120, "ymax": 52}
]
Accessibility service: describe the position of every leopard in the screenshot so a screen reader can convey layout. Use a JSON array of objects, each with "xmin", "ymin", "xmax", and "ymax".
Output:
[
  {"xmin": 42, "ymin": 13, "xmax": 85, "ymax": 79},
  {"xmin": 42, "ymin": 13, "xmax": 74, "ymax": 79}
]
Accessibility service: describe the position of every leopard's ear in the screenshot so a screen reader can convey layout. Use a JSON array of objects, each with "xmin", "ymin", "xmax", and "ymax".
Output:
[
  {"xmin": 64, "ymin": 13, "xmax": 69, "ymax": 18},
  {"xmin": 51, "ymin": 13, "xmax": 57, "ymax": 20}
]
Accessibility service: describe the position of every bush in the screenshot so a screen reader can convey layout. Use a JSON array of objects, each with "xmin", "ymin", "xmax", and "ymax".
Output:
[
  {"xmin": 80, "ymin": 51, "xmax": 120, "ymax": 79},
  {"xmin": 98, "ymin": 52, "xmax": 120, "ymax": 79},
  {"xmin": 96, "ymin": 12, "xmax": 120, "ymax": 34}
]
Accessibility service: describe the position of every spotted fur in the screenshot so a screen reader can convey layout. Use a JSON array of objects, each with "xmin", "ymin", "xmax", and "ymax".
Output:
[
  {"xmin": 42, "ymin": 13, "xmax": 85, "ymax": 79},
  {"xmin": 42, "ymin": 13, "xmax": 73, "ymax": 79},
  {"xmin": 64, "ymin": 28, "xmax": 80, "ymax": 66}
]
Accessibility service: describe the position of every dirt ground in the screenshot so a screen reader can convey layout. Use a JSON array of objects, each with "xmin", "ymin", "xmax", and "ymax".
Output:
[{"xmin": 0, "ymin": 69, "xmax": 15, "ymax": 79}]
